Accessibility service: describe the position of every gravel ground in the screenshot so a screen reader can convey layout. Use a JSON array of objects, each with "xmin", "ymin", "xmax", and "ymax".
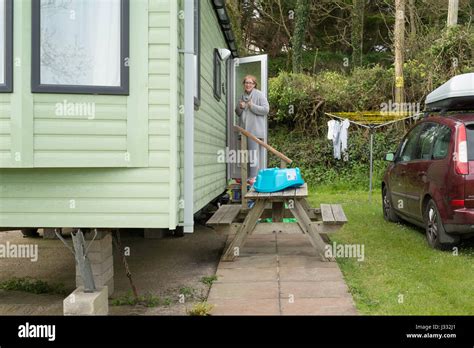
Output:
[{"xmin": 0, "ymin": 224, "xmax": 226, "ymax": 315}]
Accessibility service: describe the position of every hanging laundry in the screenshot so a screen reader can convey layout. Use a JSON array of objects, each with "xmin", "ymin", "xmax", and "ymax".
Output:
[
  {"xmin": 328, "ymin": 118, "xmax": 350, "ymax": 160},
  {"xmin": 340, "ymin": 119, "xmax": 350, "ymax": 161},
  {"xmin": 332, "ymin": 120, "xmax": 342, "ymax": 160},
  {"xmin": 327, "ymin": 120, "xmax": 336, "ymax": 140}
]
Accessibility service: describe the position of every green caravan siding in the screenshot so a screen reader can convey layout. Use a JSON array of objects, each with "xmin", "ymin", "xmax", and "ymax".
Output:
[
  {"xmin": 0, "ymin": 0, "xmax": 178, "ymax": 229},
  {"xmin": 177, "ymin": 0, "xmax": 228, "ymax": 221},
  {"xmin": 0, "ymin": 168, "xmax": 171, "ymax": 228},
  {"xmin": 2, "ymin": 0, "xmax": 149, "ymax": 168},
  {"xmin": 0, "ymin": 95, "xmax": 11, "ymax": 166},
  {"xmin": 149, "ymin": 0, "xmax": 179, "ymax": 229}
]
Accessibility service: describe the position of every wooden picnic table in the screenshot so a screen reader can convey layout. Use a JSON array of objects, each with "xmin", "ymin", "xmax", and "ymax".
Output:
[
  {"xmin": 218, "ymin": 183, "xmax": 347, "ymax": 262},
  {"xmin": 208, "ymin": 126, "xmax": 347, "ymax": 262}
]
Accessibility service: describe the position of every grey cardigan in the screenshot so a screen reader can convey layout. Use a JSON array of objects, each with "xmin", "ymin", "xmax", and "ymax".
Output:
[{"xmin": 235, "ymin": 88, "xmax": 269, "ymax": 139}]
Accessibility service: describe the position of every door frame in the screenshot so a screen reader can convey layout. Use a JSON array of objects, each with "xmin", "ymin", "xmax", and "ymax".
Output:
[{"xmin": 227, "ymin": 54, "xmax": 268, "ymax": 180}]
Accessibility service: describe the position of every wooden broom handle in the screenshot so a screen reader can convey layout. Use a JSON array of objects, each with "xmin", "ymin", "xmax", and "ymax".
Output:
[{"xmin": 234, "ymin": 125, "xmax": 293, "ymax": 165}]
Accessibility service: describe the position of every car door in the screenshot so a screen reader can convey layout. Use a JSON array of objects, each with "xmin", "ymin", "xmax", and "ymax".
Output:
[
  {"xmin": 390, "ymin": 123, "xmax": 424, "ymax": 215},
  {"xmin": 404, "ymin": 122, "xmax": 439, "ymax": 220}
]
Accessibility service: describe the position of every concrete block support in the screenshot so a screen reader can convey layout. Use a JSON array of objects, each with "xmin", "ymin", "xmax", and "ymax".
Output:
[
  {"xmin": 144, "ymin": 228, "xmax": 170, "ymax": 239},
  {"xmin": 42, "ymin": 228, "xmax": 59, "ymax": 239},
  {"xmin": 75, "ymin": 232, "xmax": 114, "ymax": 296},
  {"xmin": 63, "ymin": 286, "xmax": 108, "ymax": 315}
]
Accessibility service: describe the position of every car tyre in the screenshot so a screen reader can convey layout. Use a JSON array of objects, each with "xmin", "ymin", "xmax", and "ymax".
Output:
[
  {"xmin": 425, "ymin": 200, "xmax": 460, "ymax": 250},
  {"xmin": 382, "ymin": 186, "xmax": 400, "ymax": 222}
]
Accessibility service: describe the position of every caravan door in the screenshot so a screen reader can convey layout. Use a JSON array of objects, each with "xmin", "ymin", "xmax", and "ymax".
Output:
[{"xmin": 227, "ymin": 54, "xmax": 268, "ymax": 179}]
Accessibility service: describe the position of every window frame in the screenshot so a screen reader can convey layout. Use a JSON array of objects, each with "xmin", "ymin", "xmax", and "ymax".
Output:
[
  {"xmin": 396, "ymin": 123, "xmax": 424, "ymax": 163},
  {"xmin": 432, "ymin": 124, "xmax": 452, "ymax": 160},
  {"xmin": 0, "ymin": 0, "xmax": 13, "ymax": 93},
  {"xmin": 193, "ymin": 0, "xmax": 201, "ymax": 108},
  {"xmin": 213, "ymin": 49, "xmax": 221, "ymax": 101},
  {"xmin": 31, "ymin": 0, "xmax": 130, "ymax": 95},
  {"xmin": 415, "ymin": 122, "xmax": 439, "ymax": 161}
]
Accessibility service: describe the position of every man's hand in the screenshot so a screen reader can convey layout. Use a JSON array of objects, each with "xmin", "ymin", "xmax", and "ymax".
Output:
[
  {"xmin": 239, "ymin": 101, "xmax": 246, "ymax": 109},
  {"xmin": 247, "ymin": 98, "xmax": 253, "ymax": 108}
]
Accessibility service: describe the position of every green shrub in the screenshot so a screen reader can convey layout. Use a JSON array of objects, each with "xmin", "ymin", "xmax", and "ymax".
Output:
[
  {"xmin": 268, "ymin": 72, "xmax": 323, "ymax": 132},
  {"xmin": 188, "ymin": 302, "xmax": 214, "ymax": 316},
  {"xmin": 268, "ymin": 65, "xmax": 394, "ymax": 133},
  {"xmin": 200, "ymin": 275, "xmax": 218, "ymax": 286},
  {"xmin": 111, "ymin": 291, "xmax": 162, "ymax": 307},
  {"xmin": 268, "ymin": 124, "xmax": 405, "ymax": 191},
  {"xmin": 0, "ymin": 277, "xmax": 68, "ymax": 295}
]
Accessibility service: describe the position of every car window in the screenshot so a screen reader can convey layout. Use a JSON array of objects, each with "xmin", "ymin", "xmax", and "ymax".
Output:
[
  {"xmin": 432, "ymin": 125, "xmax": 451, "ymax": 160},
  {"xmin": 397, "ymin": 124, "xmax": 424, "ymax": 162},
  {"xmin": 415, "ymin": 123, "xmax": 438, "ymax": 160},
  {"xmin": 466, "ymin": 124, "xmax": 474, "ymax": 161}
]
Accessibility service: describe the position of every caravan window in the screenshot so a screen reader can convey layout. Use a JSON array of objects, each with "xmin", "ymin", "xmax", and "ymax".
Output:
[
  {"xmin": 32, "ymin": 0, "xmax": 129, "ymax": 95},
  {"xmin": 213, "ymin": 49, "xmax": 221, "ymax": 101},
  {"xmin": 0, "ymin": 0, "xmax": 12, "ymax": 92},
  {"xmin": 194, "ymin": 0, "xmax": 201, "ymax": 107}
]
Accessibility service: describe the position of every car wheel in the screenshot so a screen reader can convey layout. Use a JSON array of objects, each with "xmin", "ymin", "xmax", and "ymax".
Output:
[
  {"xmin": 20, "ymin": 228, "xmax": 40, "ymax": 238},
  {"xmin": 382, "ymin": 186, "xmax": 400, "ymax": 222},
  {"xmin": 425, "ymin": 200, "xmax": 459, "ymax": 250}
]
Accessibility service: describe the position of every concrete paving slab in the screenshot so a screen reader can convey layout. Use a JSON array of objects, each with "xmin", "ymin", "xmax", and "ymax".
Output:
[
  {"xmin": 239, "ymin": 245, "xmax": 277, "ymax": 256},
  {"xmin": 218, "ymin": 255, "xmax": 278, "ymax": 269},
  {"xmin": 243, "ymin": 238, "xmax": 277, "ymax": 247},
  {"xmin": 279, "ymin": 266, "xmax": 344, "ymax": 282},
  {"xmin": 208, "ymin": 282, "xmax": 279, "ymax": 300},
  {"xmin": 278, "ymin": 255, "xmax": 338, "ymax": 268},
  {"xmin": 279, "ymin": 281, "xmax": 352, "ymax": 299},
  {"xmin": 210, "ymin": 298, "xmax": 280, "ymax": 315},
  {"xmin": 246, "ymin": 233, "xmax": 278, "ymax": 240},
  {"xmin": 208, "ymin": 230, "xmax": 358, "ymax": 315},
  {"xmin": 254, "ymin": 223, "xmax": 302, "ymax": 235},
  {"xmin": 276, "ymin": 233, "xmax": 311, "ymax": 243},
  {"xmin": 216, "ymin": 267, "xmax": 278, "ymax": 282},
  {"xmin": 276, "ymin": 246, "xmax": 318, "ymax": 257}
]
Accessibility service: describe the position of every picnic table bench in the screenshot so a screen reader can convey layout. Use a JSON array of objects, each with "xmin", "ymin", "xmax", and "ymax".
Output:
[{"xmin": 207, "ymin": 183, "xmax": 347, "ymax": 262}]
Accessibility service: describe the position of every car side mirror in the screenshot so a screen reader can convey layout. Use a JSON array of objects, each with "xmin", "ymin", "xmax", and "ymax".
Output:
[{"xmin": 385, "ymin": 153, "xmax": 395, "ymax": 162}]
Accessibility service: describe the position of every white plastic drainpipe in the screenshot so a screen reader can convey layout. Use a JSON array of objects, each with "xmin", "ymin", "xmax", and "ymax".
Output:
[{"xmin": 183, "ymin": 0, "xmax": 195, "ymax": 233}]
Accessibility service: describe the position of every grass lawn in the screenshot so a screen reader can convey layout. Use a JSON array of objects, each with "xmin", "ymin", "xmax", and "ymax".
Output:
[{"xmin": 307, "ymin": 187, "xmax": 474, "ymax": 315}]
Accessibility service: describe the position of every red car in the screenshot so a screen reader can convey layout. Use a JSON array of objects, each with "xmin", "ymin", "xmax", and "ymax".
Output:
[
  {"xmin": 382, "ymin": 114, "xmax": 474, "ymax": 249},
  {"xmin": 382, "ymin": 73, "xmax": 474, "ymax": 250}
]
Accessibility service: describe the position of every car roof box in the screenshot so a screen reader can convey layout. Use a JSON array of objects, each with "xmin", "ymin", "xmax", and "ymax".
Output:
[{"xmin": 425, "ymin": 73, "xmax": 474, "ymax": 111}]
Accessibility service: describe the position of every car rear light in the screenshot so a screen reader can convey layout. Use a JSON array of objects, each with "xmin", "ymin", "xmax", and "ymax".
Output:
[
  {"xmin": 455, "ymin": 124, "xmax": 469, "ymax": 175},
  {"xmin": 451, "ymin": 199, "xmax": 465, "ymax": 208}
]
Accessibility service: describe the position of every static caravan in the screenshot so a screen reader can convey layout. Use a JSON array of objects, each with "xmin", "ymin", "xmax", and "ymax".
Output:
[{"xmin": 0, "ymin": 0, "xmax": 268, "ymax": 234}]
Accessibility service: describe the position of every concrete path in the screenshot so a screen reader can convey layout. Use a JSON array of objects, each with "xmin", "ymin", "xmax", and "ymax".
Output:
[{"xmin": 208, "ymin": 227, "xmax": 358, "ymax": 315}]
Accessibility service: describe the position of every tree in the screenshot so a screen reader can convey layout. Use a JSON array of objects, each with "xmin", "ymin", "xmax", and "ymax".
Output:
[
  {"xmin": 408, "ymin": 0, "xmax": 417, "ymax": 40},
  {"xmin": 394, "ymin": 0, "xmax": 405, "ymax": 105},
  {"xmin": 351, "ymin": 0, "xmax": 365, "ymax": 66},
  {"xmin": 447, "ymin": 0, "xmax": 459, "ymax": 27},
  {"xmin": 292, "ymin": 0, "xmax": 310, "ymax": 72}
]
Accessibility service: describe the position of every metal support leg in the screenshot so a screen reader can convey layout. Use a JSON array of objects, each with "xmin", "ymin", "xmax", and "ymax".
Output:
[
  {"xmin": 369, "ymin": 128, "xmax": 374, "ymax": 203},
  {"xmin": 71, "ymin": 229, "xmax": 96, "ymax": 293}
]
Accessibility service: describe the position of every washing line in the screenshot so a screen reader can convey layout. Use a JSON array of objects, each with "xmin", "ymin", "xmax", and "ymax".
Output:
[{"xmin": 325, "ymin": 112, "xmax": 422, "ymax": 201}]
